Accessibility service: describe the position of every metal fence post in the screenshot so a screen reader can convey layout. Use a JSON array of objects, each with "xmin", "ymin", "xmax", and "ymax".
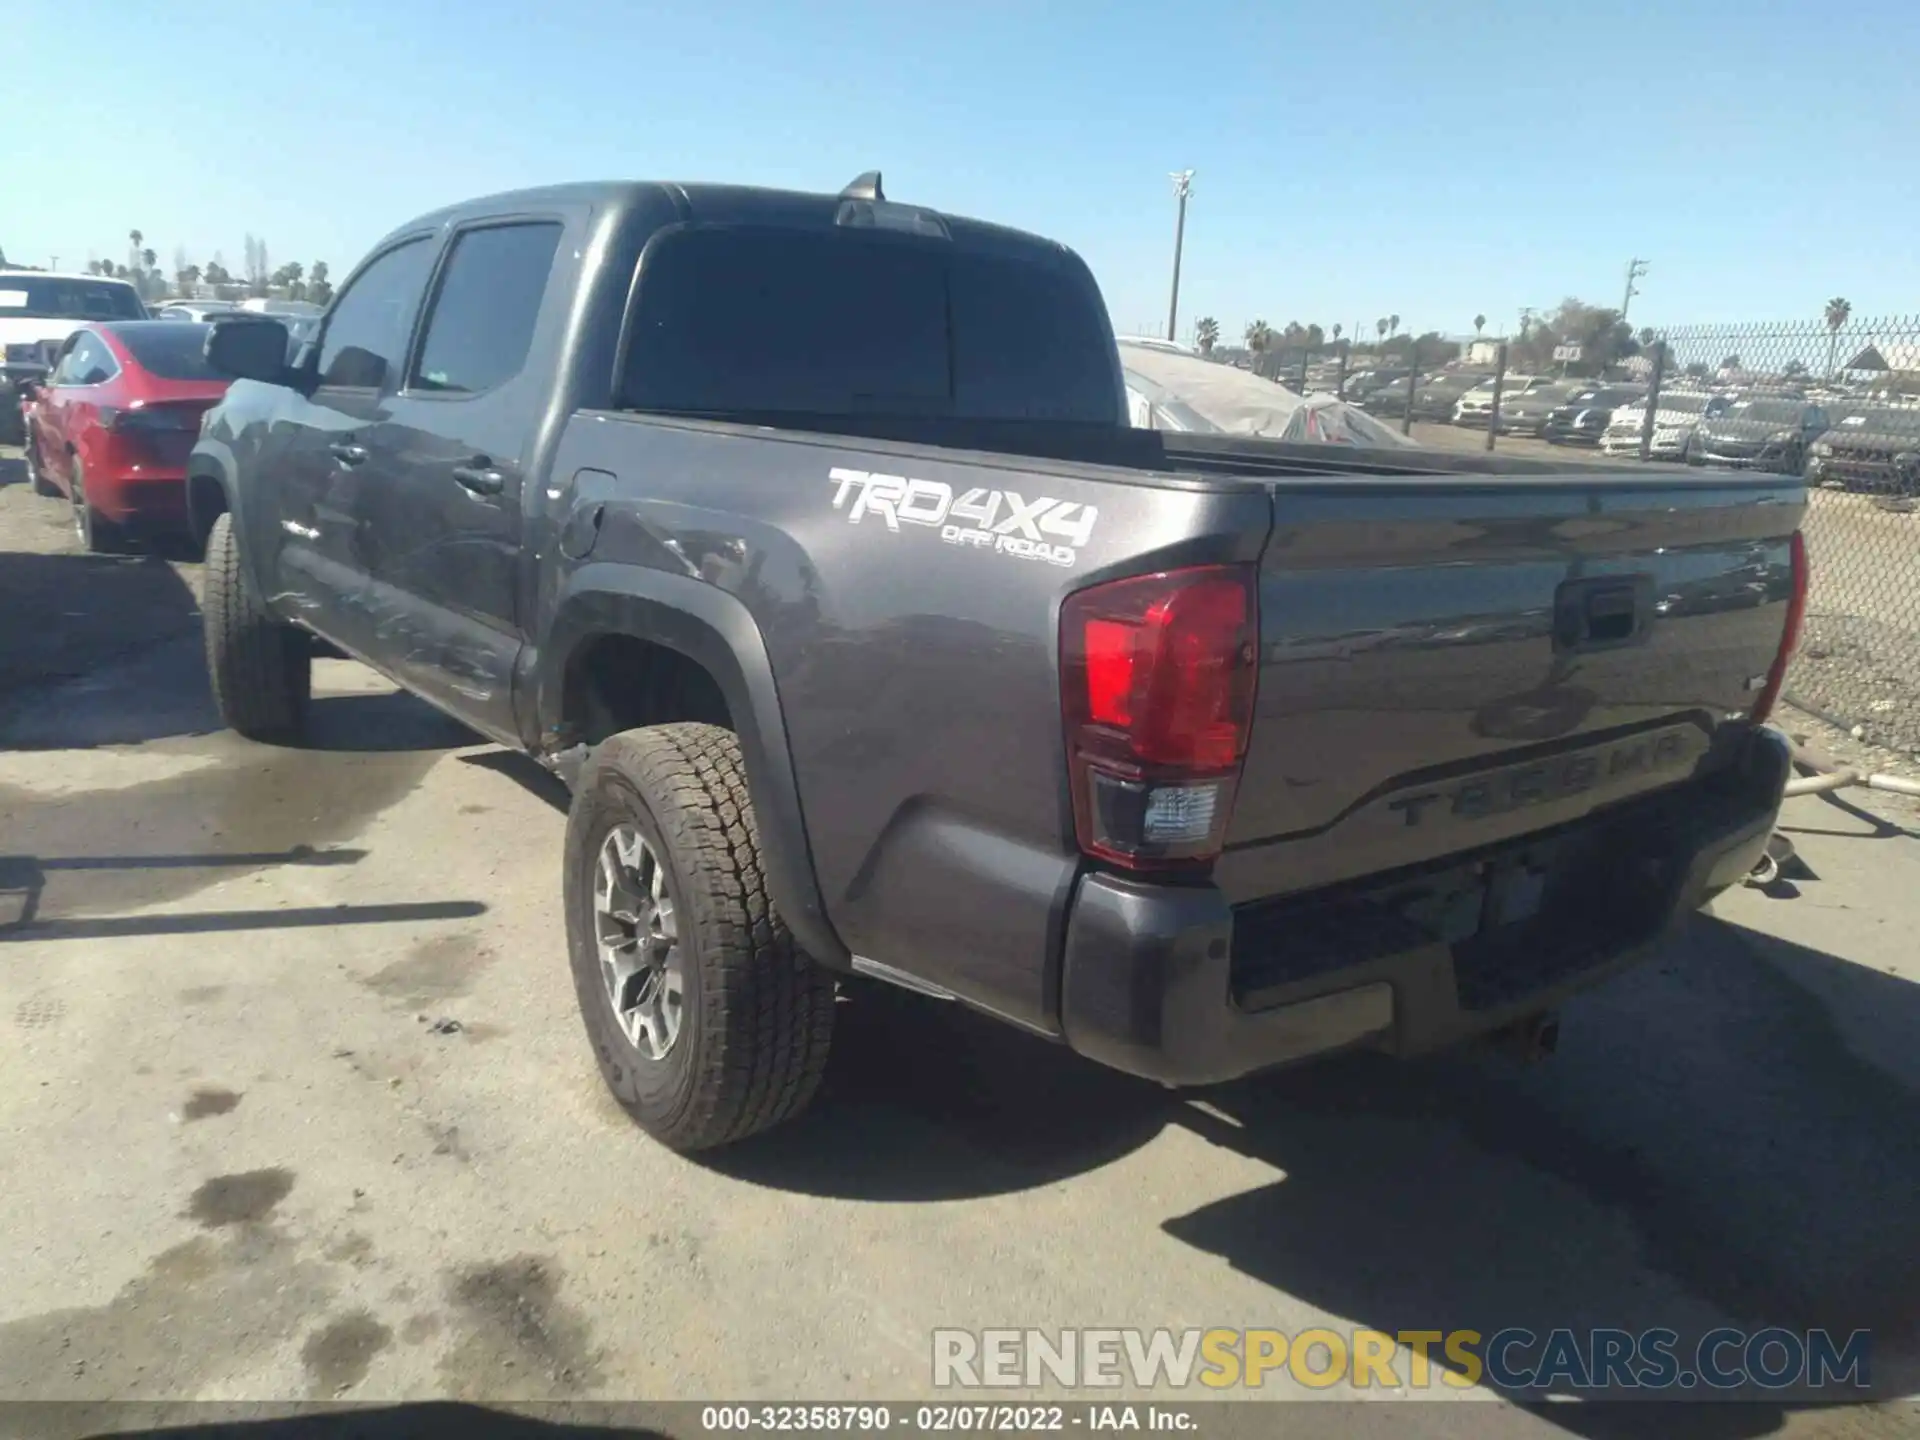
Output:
[
  {"xmin": 1638, "ymin": 336, "xmax": 1666, "ymax": 463},
  {"xmin": 1335, "ymin": 346, "xmax": 1350, "ymax": 400},
  {"xmin": 1402, "ymin": 339, "xmax": 1419, "ymax": 437},
  {"xmin": 1486, "ymin": 342, "xmax": 1508, "ymax": 451},
  {"xmin": 1299, "ymin": 340, "xmax": 1312, "ymax": 397}
]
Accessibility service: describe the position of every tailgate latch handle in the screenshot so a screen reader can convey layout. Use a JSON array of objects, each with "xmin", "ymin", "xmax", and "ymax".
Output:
[{"xmin": 1554, "ymin": 576, "xmax": 1652, "ymax": 653}]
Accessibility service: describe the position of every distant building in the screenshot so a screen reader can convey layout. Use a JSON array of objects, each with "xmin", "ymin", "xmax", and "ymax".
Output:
[
  {"xmin": 1465, "ymin": 339, "xmax": 1502, "ymax": 365},
  {"xmin": 1843, "ymin": 342, "xmax": 1920, "ymax": 374}
]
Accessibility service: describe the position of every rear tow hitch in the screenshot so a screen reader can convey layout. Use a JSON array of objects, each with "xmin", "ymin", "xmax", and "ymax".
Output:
[
  {"xmin": 1488, "ymin": 1012, "xmax": 1561, "ymax": 1063},
  {"xmin": 1745, "ymin": 832, "xmax": 1798, "ymax": 889}
]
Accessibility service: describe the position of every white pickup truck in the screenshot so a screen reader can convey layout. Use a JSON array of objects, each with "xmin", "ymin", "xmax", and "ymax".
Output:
[{"xmin": 1, "ymin": 271, "xmax": 148, "ymax": 440}]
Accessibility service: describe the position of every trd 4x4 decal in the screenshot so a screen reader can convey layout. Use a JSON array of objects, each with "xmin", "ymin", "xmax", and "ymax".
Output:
[{"xmin": 828, "ymin": 468, "xmax": 1097, "ymax": 568}]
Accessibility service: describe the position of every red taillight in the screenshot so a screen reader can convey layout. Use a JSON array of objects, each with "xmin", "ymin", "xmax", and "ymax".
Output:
[
  {"xmin": 101, "ymin": 403, "xmax": 204, "ymax": 434},
  {"xmin": 1750, "ymin": 530, "xmax": 1808, "ymax": 725},
  {"xmin": 1061, "ymin": 564, "xmax": 1259, "ymax": 869}
]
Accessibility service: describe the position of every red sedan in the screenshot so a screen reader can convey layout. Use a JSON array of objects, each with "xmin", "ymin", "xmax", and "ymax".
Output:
[{"xmin": 21, "ymin": 321, "xmax": 231, "ymax": 552}]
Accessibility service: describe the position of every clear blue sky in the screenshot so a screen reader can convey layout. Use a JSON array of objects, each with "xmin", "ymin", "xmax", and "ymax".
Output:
[{"xmin": 8, "ymin": 0, "xmax": 1916, "ymax": 337}]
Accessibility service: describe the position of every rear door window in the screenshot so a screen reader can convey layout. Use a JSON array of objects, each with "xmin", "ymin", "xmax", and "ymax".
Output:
[
  {"xmin": 411, "ymin": 222, "xmax": 563, "ymax": 395},
  {"xmin": 620, "ymin": 225, "xmax": 1121, "ymax": 424}
]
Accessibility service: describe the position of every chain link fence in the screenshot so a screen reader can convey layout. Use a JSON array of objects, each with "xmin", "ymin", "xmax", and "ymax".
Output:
[{"xmin": 1646, "ymin": 318, "xmax": 1920, "ymax": 756}]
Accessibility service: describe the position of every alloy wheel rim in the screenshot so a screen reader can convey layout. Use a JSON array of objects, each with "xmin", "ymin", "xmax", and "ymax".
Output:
[{"xmin": 593, "ymin": 823, "xmax": 683, "ymax": 1061}]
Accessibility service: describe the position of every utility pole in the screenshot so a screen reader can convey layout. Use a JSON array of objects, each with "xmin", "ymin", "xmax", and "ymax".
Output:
[
  {"xmin": 1166, "ymin": 169, "xmax": 1194, "ymax": 345},
  {"xmin": 1622, "ymin": 258, "xmax": 1649, "ymax": 321}
]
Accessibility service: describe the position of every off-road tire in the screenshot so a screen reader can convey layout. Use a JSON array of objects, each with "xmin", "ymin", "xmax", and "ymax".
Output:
[
  {"xmin": 24, "ymin": 428, "xmax": 57, "ymax": 496},
  {"xmin": 202, "ymin": 512, "xmax": 310, "ymax": 740},
  {"xmin": 564, "ymin": 723, "xmax": 836, "ymax": 1151}
]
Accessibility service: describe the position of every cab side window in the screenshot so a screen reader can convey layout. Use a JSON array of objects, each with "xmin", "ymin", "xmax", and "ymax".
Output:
[
  {"xmin": 316, "ymin": 238, "xmax": 436, "ymax": 391},
  {"xmin": 411, "ymin": 222, "xmax": 563, "ymax": 396}
]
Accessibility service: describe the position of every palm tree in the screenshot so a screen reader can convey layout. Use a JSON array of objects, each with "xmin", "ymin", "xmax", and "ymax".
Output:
[
  {"xmin": 1473, "ymin": 314, "xmax": 1486, "ymax": 338},
  {"xmin": 1332, "ymin": 323, "xmax": 1343, "ymax": 342},
  {"xmin": 1388, "ymin": 313, "xmax": 1401, "ymax": 340},
  {"xmin": 1375, "ymin": 317, "xmax": 1388, "ymax": 345},
  {"xmin": 1195, "ymin": 316, "xmax": 1220, "ymax": 356},
  {"xmin": 1244, "ymin": 319, "xmax": 1274, "ymax": 355},
  {"xmin": 1824, "ymin": 296, "xmax": 1852, "ymax": 378}
]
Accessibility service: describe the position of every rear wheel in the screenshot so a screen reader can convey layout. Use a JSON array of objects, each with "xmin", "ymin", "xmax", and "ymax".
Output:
[
  {"xmin": 24, "ymin": 427, "xmax": 57, "ymax": 497},
  {"xmin": 563, "ymin": 723, "xmax": 836, "ymax": 1151},
  {"xmin": 202, "ymin": 512, "xmax": 311, "ymax": 740},
  {"xmin": 70, "ymin": 459, "xmax": 126, "ymax": 554}
]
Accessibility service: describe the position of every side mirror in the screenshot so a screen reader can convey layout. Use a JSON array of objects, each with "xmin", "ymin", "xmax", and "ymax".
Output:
[
  {"xmin": 15, "ymin": 378, "xmax": 41, "ymax": 402},
  {"xmin": 206, "ymin": 317, "xmax": 293, "ymax": 384}
]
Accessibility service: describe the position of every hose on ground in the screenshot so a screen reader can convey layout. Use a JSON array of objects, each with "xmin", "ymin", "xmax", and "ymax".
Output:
[{"xmin": 1778, "ymin": 732, "xmax": 1920, "ymax": 798}]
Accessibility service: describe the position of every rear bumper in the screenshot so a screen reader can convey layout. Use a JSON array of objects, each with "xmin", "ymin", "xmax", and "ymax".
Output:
[
  {"xmin": 1059, "ymin": 727, "xmax": 1788, "ymax": 1086},
  {"xmin": 87, "ymin": 467, "xmax": 190, "ymax": 527}
]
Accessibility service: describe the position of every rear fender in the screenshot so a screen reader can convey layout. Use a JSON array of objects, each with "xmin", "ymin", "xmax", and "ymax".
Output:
[{"xmin": 535, "ymin": 563, "xmax": 848, "ymax": 970}]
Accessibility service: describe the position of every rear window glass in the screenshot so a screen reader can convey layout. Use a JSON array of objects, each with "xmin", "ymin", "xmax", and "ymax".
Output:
[
  {"xmin": 0, "ymin": 276, "xmax": 145, "ymax": 320},
  {"xmin": 620, "ymin": 225, "xmax": 1121, "ymax": 424},
  {"xmin": 111, "ymin": 322, "xmax": 219, "ymax": 380}
]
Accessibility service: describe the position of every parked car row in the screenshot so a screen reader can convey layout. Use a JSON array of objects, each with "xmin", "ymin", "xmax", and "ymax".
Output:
[
  {"xmin": 1599, "ymin": 390, "xmax": 1734, "ymax": 461},
  {"xmin": 4, "ymin": 270, "xmax": 331, "ymax": 551},
  {"xmin": 15, "ymin": 320, "xmax": 233, "ymax": 551},
  {"xmin": 1599, "ymin": 387, "xmax": 1918, "ymax": 492}
]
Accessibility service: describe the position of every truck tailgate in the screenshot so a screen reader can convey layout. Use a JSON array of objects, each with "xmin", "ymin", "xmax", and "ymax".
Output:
[{"xmin": 1217, "ymin": 473, "xmax": 1805, "ymax": 904}]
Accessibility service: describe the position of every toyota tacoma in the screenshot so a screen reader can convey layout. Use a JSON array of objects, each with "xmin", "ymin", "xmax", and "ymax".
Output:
[{"xmin": 189, "ymin": 174, "xmax": 1804, "ymax": 1150}]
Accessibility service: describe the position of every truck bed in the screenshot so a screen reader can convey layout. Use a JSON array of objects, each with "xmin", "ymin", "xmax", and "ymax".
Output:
[{"xmin": 547, "ymin": 409, "xmax": 1802, "ymax": 1040}]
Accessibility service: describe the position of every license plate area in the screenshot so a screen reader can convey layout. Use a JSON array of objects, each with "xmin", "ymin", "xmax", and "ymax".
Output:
[{"xmin": 1231, "ymin": 814, "xmax": 1681, "ymax": 1013}]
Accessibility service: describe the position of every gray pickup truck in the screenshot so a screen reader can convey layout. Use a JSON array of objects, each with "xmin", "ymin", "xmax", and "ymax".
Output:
[{"xmin": 190, "ymin": 173, "xmax": 1804, "ymax": 1151}]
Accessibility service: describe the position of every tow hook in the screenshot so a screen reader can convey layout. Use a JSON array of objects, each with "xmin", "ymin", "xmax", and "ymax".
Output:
[{"xmin": 1489, "ymin": 1012, "xmax": 1560, "ymax": 1063}]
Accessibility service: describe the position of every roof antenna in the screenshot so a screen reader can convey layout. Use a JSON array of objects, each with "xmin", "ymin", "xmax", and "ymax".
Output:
[{"xmin": 840, "ymin": 171, "xmax": 885, "ymax": 203}]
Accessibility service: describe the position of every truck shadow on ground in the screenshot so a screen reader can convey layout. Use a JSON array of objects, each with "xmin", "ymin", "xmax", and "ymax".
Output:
[
  {"xmin": 709, "ymin": 913, "xmax": 1919, "ymax": 1430},
  {"xmin": 0, "ymin": 550, "xmax": 204, "ymax": 700},
  {"xmin": 0, "ymin": 842, "xmax": 488, "ymax": 943},
  {"xmin": 0, "ymin": 629, "xmax": 475, "ymax": 752},
  {"xmin": 0, "ymin": 539, "xmax": 472, "ymax": 753}
]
